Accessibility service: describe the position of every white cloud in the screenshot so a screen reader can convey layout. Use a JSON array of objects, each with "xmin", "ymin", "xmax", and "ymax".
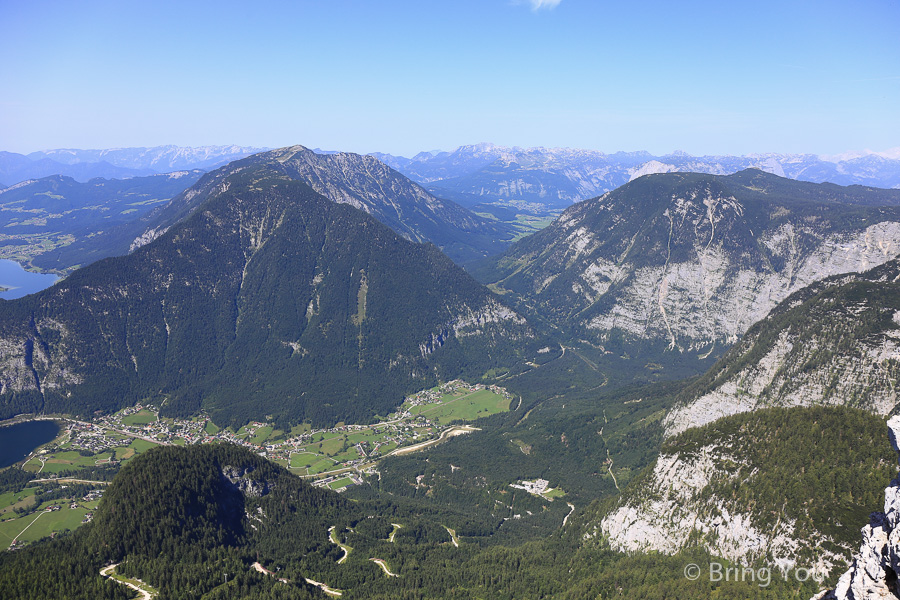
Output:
[{"xmin": 522, "ymin": 0, "xmax": 562, "ymax": 10}]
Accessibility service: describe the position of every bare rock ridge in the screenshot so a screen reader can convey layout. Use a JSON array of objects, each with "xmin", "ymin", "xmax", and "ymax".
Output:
[{"xmin": 815, "ymin": 416, "xmax": 900, "ymax": 600}]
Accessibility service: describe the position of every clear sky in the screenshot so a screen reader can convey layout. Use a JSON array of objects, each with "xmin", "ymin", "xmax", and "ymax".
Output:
[{"xmin": 1, "ymin": 0, "xmax": 898, "ymax": 157}]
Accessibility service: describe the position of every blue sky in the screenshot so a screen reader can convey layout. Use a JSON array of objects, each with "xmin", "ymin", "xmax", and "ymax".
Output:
[{"xmin": 1, "ymin": 0, "xmax": 898, "ymax": 156}]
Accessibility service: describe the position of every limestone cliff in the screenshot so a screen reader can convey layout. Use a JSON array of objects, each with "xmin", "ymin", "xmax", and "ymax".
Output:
[
  {"xmin": 591, "ymin": 407, "xmax": 894, "ymax": 583},
  {"xmin": 665, "ymin": 259, "xmax": 900, "ymax": 436}
]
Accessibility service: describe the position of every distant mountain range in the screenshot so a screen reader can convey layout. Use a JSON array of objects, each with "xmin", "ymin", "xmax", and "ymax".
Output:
[
  {"xmin": 0, "ymin": 145, "xmax": 265, "ymax": 185},
  {"xmin": 373, "ymin": 143, "xmax": 900, "ymax": 211}
]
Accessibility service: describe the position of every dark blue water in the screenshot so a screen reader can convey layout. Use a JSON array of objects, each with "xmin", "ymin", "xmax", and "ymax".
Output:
[
  {"xmin": 0, "ymin": 259, "xmax": 59, "ymax": 300},
  {"xmin": 0, "ymin": 420, "xmax": 61, "ymax": 468}
]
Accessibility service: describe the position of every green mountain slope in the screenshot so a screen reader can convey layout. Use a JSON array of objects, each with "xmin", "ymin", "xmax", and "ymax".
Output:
[
  {"xmin": 129, "ymin": 146, "xmax": 518, "ymax": 266},
  {"xmin": 0, "ymin": 441, "xmax": 824, "ymax": 600},
  {"xmin": 0, "ymin": 165, "xmax": 538, "ymax": 427},
  {"xmin": 593, "ymin": 406, "xmax": 895, "ymax": 582}
]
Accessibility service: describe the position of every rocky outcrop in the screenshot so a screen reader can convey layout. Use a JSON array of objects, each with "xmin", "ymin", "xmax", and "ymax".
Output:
[
  {"xmin": 596, "ymin": 442, "xmax": 841, "ymax": 580},
  {"xmin": 815, "ymin": 416, "xmax": 900, "ymax": 600}
]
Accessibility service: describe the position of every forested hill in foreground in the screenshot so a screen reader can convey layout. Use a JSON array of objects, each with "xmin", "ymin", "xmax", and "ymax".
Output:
[
  {"xmin": 476, "ymin": 169, "xmax": 900, "ymax": 361},
  {"xmin": 0, "ymin": 443, "xmax": 828, "ymax": 600},
  {"xmin": 0, "ymin": 164, "xmax": 539, "ymax": 428}
]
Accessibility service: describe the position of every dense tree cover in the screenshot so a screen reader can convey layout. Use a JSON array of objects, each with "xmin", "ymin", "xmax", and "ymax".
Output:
[
  {"xmin": 367, "ymin": 357, "xmax": 685, "ymax": 546},
  {"xmin": 0, "ymin": 443, "xmax": 826, "ymax": 599},
  {"xmin": 0, "ymin": 166, "xmax": 540, "ymax": 429},
  {"xmin": 0, "ymin": 466, "xmax": 35, "ymax": 494}
]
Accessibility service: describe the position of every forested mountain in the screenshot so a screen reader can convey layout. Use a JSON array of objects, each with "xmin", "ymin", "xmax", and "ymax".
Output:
[
  {"xmin": 374, "ymin": 144, "xmax": 900, "ymax": 211},
  {"xmin": 664, "ymin": 257, "xmax": 900, "ymax": 436},
  {"xmin": 476, "ymin": 169, "xmax": 900, "ymax": 362},
  {"xmin": 0, "ymin": 163, "xmax": 538, "ymax": 427},
  {"xmin": 0, "ymin": 171, "xmax": 203, "ymax": 272}
]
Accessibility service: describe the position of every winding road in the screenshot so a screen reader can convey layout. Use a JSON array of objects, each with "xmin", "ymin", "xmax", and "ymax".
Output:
[{"xmin": 100, "ymin": 563, "xmax": 155, "ymax": 600}]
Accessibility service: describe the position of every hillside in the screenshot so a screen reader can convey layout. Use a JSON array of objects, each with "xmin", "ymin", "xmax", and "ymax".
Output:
[
  {"xmin": 0, "ymin": 440, "xmax": 826, "ymax": 600},
  {"xmin": 477, "ymin": 169, "xmax": 900, "ymax": 360},
  {"xmin": 128, "ymin": 146, "xmax": 518, "ymax": 266},
  {"xmin": 0, "ymin": 164, "xmax": 538, "ymax": 428},
  {"xmin": 595, "ymin": 406, "xmax": 895, "ymax": 582},
  {"xmin": 664, "ymin": 257, "xmax": 900, "ymax": 436}
]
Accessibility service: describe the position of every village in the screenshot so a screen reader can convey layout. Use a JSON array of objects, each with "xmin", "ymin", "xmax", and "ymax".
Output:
[{"xmin": 33, "ymin": 380, "xmax": 514, "ymax": 495}]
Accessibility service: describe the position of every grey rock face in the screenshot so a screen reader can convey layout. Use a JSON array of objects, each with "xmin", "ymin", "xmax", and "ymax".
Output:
[{"xmin": 665, "ymin": 260, "xmax": 900, "ymax": 437}]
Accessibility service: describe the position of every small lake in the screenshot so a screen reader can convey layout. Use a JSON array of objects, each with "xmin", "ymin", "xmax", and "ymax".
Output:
[
  {"xmin": 0, "ymin": 259, "xmax": 59, "ymax": 300},
  {"xmin": 0, "ymin": 420, "xmax": 61, "ymax": 468}
]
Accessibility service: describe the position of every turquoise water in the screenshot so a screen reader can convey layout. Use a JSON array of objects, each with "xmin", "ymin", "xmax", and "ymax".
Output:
[
  {"xmin": 0, "ymin": 259, "xmax": 58, "ymax": 299},
  {"xmin": 0, "ymin": 420, "xmax": 61, "ymax": 468}
]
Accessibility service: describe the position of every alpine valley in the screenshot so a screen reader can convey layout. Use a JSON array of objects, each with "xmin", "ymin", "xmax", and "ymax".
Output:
[{"xmin": 2, "ymin": 144, "xmax": 900, "ymax": 600}]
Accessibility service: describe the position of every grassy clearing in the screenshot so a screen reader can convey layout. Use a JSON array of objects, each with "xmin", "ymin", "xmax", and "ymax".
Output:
[
  {"xmin": 411, "ymin": 388, "xmax": 510, "ymax": 425},
  {"xmin": 327, "ymin": 477, "xmax": 354, "ymax": 490},
  {"xmin": 0, "ymin": 488, "xmax": 39, "ymax": 516},
  {"xmin": 250, "ymin": 426, "xmax": 273, "ymax": 446},
  {"xmin": 204, "ymin": 421, "xmax": 220, "ymax": 435},
  {"xmin": 122, "ymin": 409, "xmax": 156, "ymax": 427},
  {"xmin": 0, "ymin": 504, "xmax": 89, "ymax": 549},
  {"xmin": 543, "ymin": 488, "xmax": 566, "ymax": 499}
]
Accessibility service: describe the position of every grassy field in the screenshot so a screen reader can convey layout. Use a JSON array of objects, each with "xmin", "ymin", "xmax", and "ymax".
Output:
[
  {"xmin": 250, "ymin": 426, "xmax": 273, "ymax": 445},
  {"xmin": 121, "ymin": 409, "xmax": 156, "ymax": 427},
  {"xmin": 22, "ymin": 437, "xmax": 159, "ymax": 473},
  {"xmin": 543, "ymin": 488, "xmax": 566, "ymax": 499},
  {"xmin": 204, "ymin": 421, "xmax": 220, "ymax": 435},
  {"xmin": 328, "ymin": 477, "xmax": 354, "ymax": 490},
  {"xmin": 0, "ymin": 487, "xmax": 38, "ymax": 517},
  {"xmin": 0, "ymin": 504, "xmax": 89, "ymax": 549},
  {"xmin": 410, "ymin": 388, "xmax": 510, "ymax": 425}
]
